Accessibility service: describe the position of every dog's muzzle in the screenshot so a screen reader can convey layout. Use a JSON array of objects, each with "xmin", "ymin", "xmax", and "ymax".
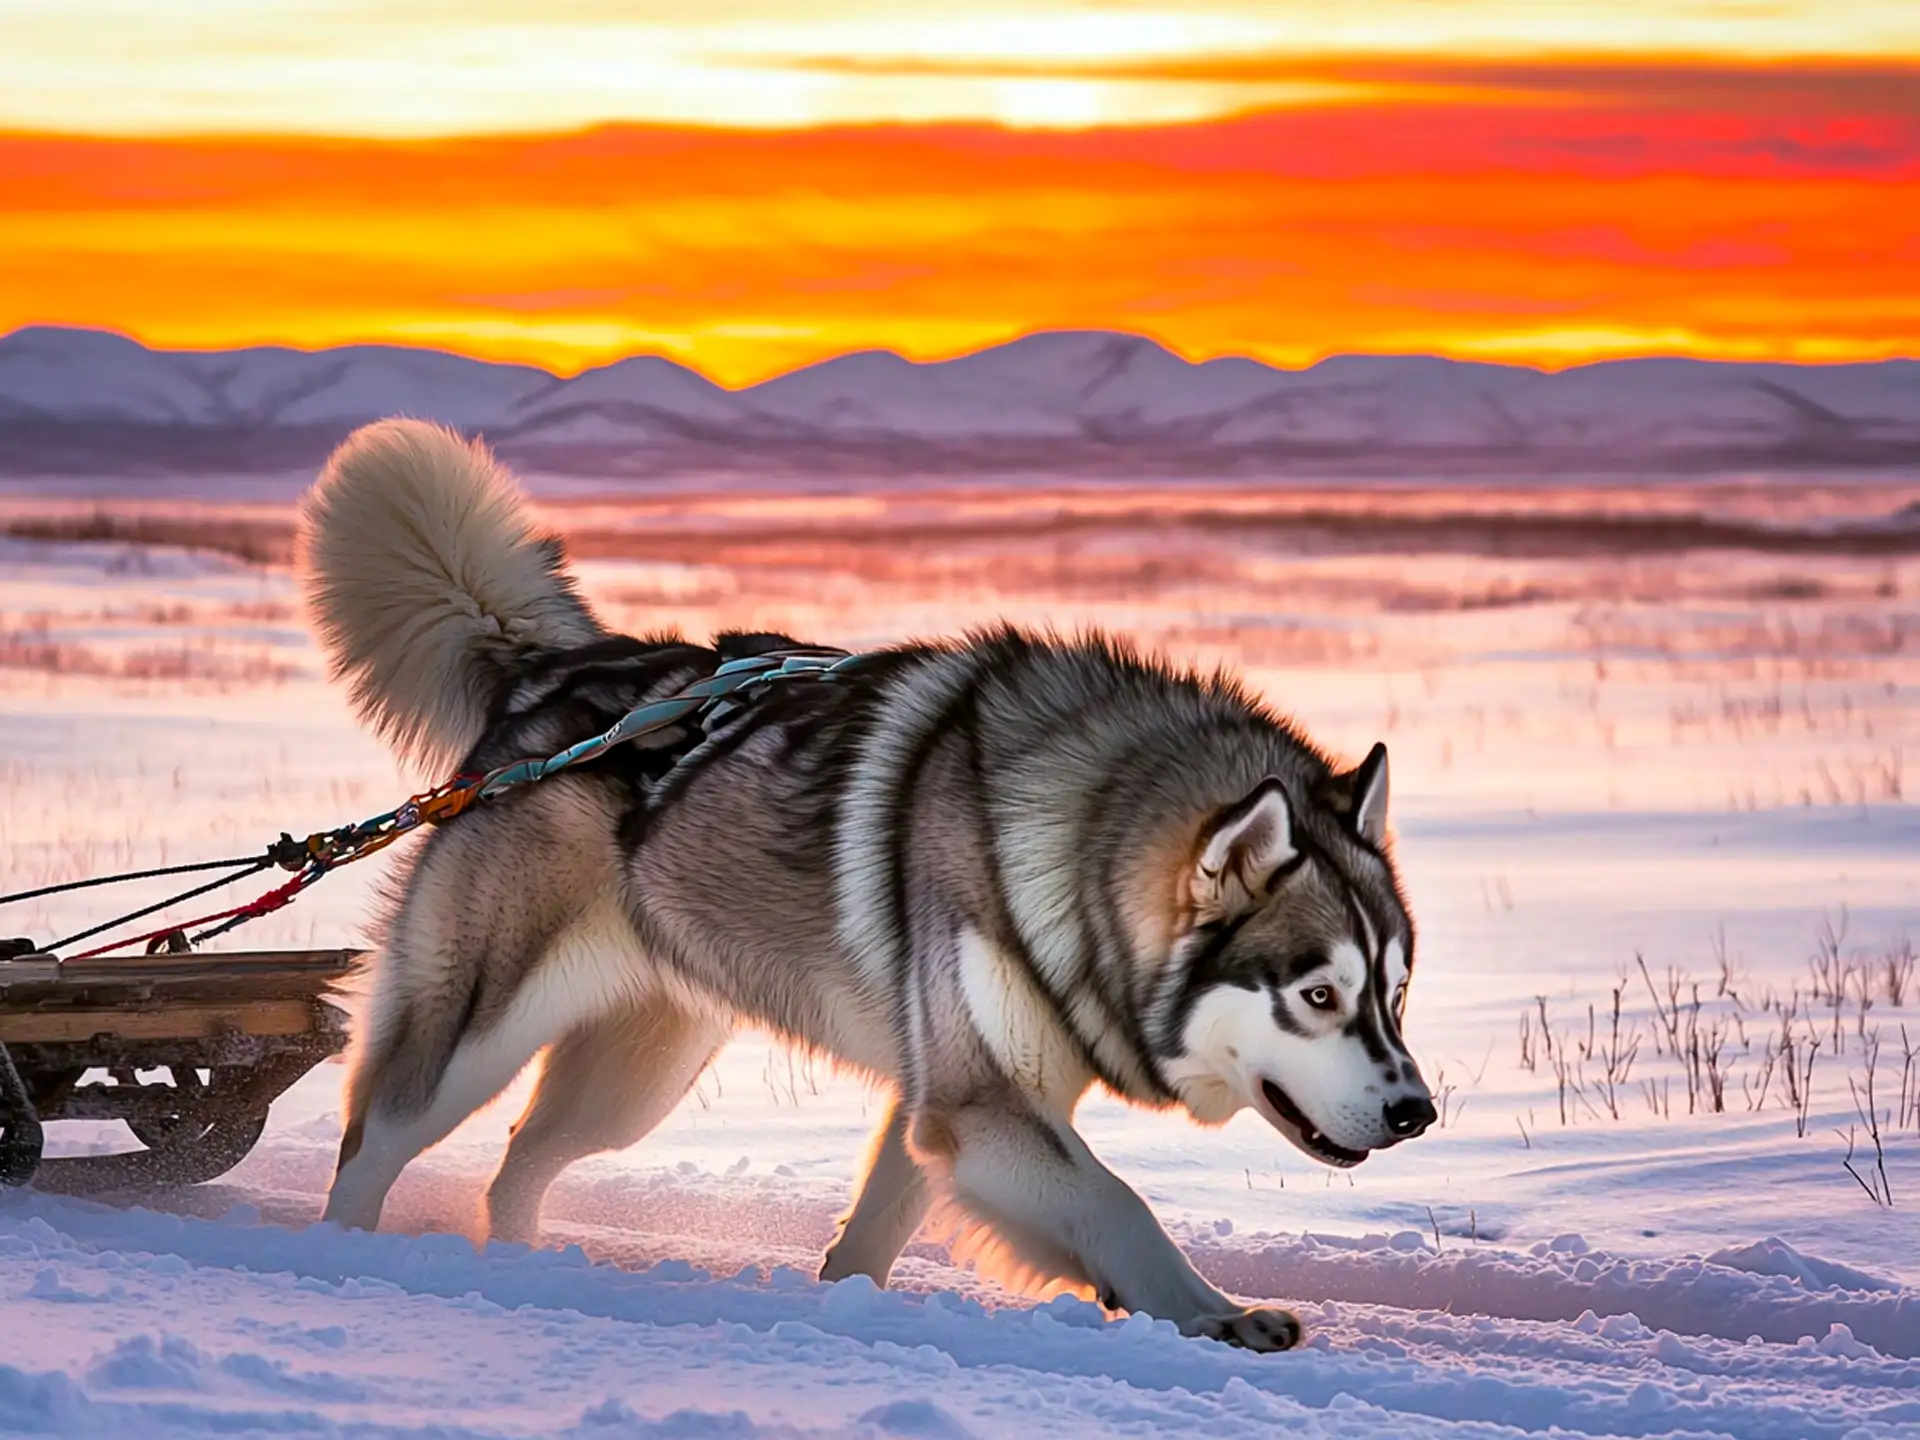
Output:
[
  {"xmin": 1257, "ymin": 1078, "xmax": 1370, "ymax": 1167},
  {"xmin": 1383, "ymin": 1093, "xmax": 1438, "ymax": 1141}
]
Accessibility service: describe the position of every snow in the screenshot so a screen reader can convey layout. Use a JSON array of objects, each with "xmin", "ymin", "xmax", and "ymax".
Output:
[
  {"xmin": 1, "ymin": 477, "xmax": 1916, "ymax": 1437},
  {"xmin": 5, "ymin": 1197, "xmax": 1919, "ymax": 1438}
]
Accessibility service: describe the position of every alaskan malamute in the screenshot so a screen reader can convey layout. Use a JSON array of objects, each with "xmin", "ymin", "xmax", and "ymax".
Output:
[{"xmin": 301, "ymin": 419, "xmax": 1435, "ymax": 1351}]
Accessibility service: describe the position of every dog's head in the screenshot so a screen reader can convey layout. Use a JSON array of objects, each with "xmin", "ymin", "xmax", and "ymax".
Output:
[{"xmin": 1153, "ymin": 744, "xmax": 1435, "ymax": 1167}]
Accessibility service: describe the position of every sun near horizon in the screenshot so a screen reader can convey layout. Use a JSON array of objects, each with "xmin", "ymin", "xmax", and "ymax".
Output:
[{"xmin": 4, "ymin": 1, "xmax": 1917, "ymax": 385}]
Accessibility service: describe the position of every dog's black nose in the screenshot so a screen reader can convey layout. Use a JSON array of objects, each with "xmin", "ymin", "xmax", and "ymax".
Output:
[{"xmin": 1383, "ymin": 1095, "xmax": 1438, "ymax": 1139}]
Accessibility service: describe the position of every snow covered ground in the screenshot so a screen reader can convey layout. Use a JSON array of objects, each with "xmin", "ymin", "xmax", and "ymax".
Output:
[{"xmin": 1, "ymin": 481, "xmax": 1916, "ymax": 1437}]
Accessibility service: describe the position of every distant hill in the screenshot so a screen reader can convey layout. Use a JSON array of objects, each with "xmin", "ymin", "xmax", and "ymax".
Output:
[{"xmin": 2, "ymin": 326, "xmax": 1916, "ymax": 483}]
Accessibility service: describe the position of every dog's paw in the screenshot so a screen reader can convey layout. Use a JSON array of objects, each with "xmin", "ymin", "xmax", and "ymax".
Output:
[
  {"xmin": 1190, "ymin": 1306, "xmax": 1303, "ymax": 1352},
  {"xmin": 818, "ymin": 1245, "xmax": 887, "ymax": 1288}
]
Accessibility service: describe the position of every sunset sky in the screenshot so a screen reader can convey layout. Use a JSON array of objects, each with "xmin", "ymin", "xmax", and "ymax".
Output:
[{"xmin": 4, "ymin": 1, "xmax": 1917, "ymax": 383}]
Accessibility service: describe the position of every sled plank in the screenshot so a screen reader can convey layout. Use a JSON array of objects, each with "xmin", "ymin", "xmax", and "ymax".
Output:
[
  {"xmin": 0, "ymin": 998, "xmax": 321, "ymax": 1045},
  {"xmin": 0, "ymin": 948, "xmax": 360, "ymax": 1002}
]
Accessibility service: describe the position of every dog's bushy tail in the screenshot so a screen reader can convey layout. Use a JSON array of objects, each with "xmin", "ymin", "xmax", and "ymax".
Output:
[{"xmin": 297, "ymin": 419, "xmax": 602, "ymax": 772}]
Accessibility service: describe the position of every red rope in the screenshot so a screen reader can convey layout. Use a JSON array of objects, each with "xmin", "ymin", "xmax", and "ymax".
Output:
[{"xmin": 66, "ymin": 870, "xmax": 320, "ymax": 961}]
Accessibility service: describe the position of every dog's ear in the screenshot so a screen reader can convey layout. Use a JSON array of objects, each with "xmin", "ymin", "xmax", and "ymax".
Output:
[
  {"xmin": 1321, "ymin": 742, "xmax": 1390, "ymax": 847},
  {"xmin": 1187, "ymin": 779, "xmax": 1299, "ymax": 923}
]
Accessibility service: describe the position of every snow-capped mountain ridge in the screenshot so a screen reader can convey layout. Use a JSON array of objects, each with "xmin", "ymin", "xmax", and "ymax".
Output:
[{"xmin": 2, "ymin": 325, "xmax": 1915, "ymax": 479}]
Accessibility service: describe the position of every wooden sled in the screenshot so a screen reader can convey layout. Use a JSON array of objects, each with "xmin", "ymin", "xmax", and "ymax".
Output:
[{"xmin": 0, "ymin": 945, "xmax": 358, "ymax": 1194}]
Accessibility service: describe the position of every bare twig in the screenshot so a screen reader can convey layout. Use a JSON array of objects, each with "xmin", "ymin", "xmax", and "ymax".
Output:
[{"xmin": 1845, "ymin": 1033, "xmax": 1893, "ymax": 1206}]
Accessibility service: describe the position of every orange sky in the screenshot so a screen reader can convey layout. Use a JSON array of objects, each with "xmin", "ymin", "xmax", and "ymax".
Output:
[{"xmin": 4, "ymin": 4, "xmax": 1917, "ymax": 381}]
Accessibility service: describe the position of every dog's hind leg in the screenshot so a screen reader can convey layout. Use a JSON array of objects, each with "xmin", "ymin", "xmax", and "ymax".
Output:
[
  {"xmin": 484, "ymin": 996, "xmax": 727, "ymax": 1246},
  {"xmin": 819, "ymin": 1097, "xmax": 929, "ymax": 1286},
  {"xmin": 325, "ymin": 1006, "xmax": 560, "ymax": 1234},
  {"xmin": 323, "ymin": 896, "xmax": 640, "ymax": 1234}
]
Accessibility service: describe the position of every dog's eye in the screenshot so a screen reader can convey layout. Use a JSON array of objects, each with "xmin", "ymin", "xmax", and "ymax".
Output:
[
  {"xmin": 1302, "ymin": 984, "xmax": 1337, "ymax": 1012},
  {"xmin": 1393, "ymin": 983, "xmax": 1409, "ymax": 1016}
]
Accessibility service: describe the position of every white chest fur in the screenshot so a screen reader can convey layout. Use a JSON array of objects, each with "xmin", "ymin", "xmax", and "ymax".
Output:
[{"xmin": 957, "ymin": 929, "xmax": 1094, "ymax": 1118}]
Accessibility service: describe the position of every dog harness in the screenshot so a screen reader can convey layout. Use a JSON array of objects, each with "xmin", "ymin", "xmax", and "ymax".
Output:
[{"xmin": 3, "ymin": 647, "xmax": 877, "ymax": 959}]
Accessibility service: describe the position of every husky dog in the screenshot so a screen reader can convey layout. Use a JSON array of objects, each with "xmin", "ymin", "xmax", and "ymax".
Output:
[{"xmin": 301, "ymin": 419, "xmax": 1436, "ymax": 1351}]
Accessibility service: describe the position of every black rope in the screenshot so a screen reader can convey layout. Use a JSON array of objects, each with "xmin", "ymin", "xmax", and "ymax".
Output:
[
  {"xmin": 42, "ymin": 859, "xmax": 275, "ymax": 956},
  {"xmin": 0, "ymin": 853, "xmax": 276, "ymax": 908}
]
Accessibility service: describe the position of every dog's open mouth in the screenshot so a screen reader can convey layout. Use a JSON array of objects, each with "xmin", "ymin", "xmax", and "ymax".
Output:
[{"xmin": 1259, "ymin": 1079, "xmax": 1370, "ymax": 1167}]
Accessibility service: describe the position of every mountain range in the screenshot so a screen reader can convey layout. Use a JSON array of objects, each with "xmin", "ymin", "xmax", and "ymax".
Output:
[{"xmin": 2, "ymin": 326, "xmax": 1916, "ymax": 483}]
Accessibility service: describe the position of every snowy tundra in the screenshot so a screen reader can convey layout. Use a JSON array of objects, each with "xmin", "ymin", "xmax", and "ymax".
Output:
[{"xmin": 1, "ymin": 472, "xmax": 1916, "ymax": 1438}]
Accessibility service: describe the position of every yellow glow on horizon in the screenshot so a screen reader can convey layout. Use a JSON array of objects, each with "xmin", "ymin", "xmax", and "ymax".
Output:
[{"xmin": 7, "ymin": 120, "xmax": 1912, "ymax": 383}]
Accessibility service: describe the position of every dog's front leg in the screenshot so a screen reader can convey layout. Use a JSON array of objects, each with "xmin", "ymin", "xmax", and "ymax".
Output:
[{"xmin": 920, "ymin": 1096, "xmax": 1301, "ymax": 1351}]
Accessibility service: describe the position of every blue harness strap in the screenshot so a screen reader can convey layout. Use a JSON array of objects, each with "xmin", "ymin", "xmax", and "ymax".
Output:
[{"xmin": 472, "ymin": 647, "xmax": 871, "ymax": 799}]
